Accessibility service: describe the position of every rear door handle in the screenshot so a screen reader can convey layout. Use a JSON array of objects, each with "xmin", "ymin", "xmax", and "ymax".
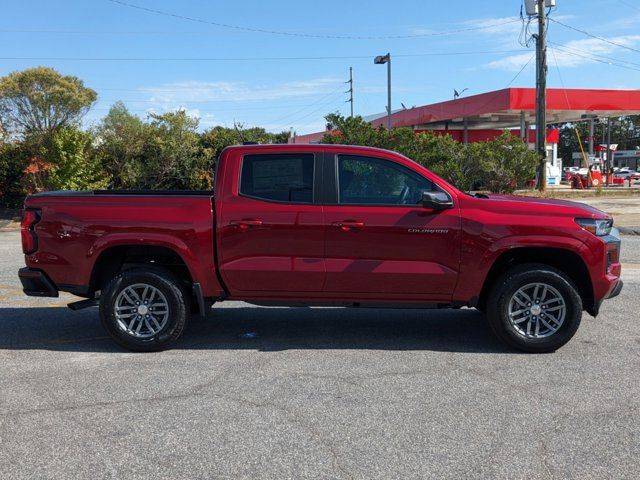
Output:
[
  {"xmin": 332, "ymin": 220, "xmax": 365, "ymax": 231},
  {"xmin": 231, "ymin": 219, "xmax": 263, "ymax": 230}
]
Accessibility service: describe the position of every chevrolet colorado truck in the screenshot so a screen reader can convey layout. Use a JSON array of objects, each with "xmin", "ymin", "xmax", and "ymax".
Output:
[{"xmin": 19, "ymin": 144, "xmax": 623, "ymax": 352}]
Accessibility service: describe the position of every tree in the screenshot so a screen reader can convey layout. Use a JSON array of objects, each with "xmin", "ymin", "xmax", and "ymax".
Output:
[
  {"xmin": 320, "ymin": 114, "xmax": 478, "ymax": 188},
  {"xmin": 321, "ymin": 113, "xmax": 393, "ymax": 149},
  {"xmin": 143, "ymin": 110, "xmax": 210, "ymax": 189},
  {"xmin": 45, "ymin": 127, "xmax": 109, "ymax": 190},
  {"xmin": 200, "ymin": 124, "xmax": 289, "ymax": 166},
  {"xmin": 0, "ymin": 140, "xmax": 29, "ymax": 206},
  {"xmin": 468, "ymin": 132, "xmax": 539, "ymax": 193},
  {"xmin": 18, "ymin": 127, "xmax": 108, "ymax": 193},
  {"xmin": 94, "ymin": 102, "xmax": 148, "ymax": 188},
  {"xmin": 321, "ymin": 114, "xmax": 537, "ymax": 193},
  {"xmin": 95, "ymin": 106, "xmax": 212, "ymax": 190},
  {"xmin": 0, "ymin": 67, "xmax": 97, "ymax": 137}
]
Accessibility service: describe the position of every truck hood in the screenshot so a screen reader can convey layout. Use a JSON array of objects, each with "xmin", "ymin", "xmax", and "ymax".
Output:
[{"xmin": 483, "ymin": 194, "xmax": 610, "ymax": 219}]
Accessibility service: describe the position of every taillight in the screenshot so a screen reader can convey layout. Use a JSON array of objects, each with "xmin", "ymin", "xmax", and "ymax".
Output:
[{"xmin": 21, "ymin": 208, "xmax": 41, "ymax": 254}]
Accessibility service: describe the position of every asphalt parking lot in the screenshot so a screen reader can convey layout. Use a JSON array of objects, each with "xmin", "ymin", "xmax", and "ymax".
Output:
[{"xmin": 1, "ymin": 230, "xmax": 639, "ymax": 479}]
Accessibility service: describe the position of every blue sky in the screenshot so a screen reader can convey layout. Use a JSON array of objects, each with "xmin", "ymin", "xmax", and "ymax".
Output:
[{"xmin": 2, "ymin": 0, "xmax": 639, "ymax": 134}]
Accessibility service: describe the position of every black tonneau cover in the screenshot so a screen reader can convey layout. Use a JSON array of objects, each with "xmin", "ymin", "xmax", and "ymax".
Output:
[{"xmin": 32, "ymin": 190, "xmax": 213, "ymax": 197}]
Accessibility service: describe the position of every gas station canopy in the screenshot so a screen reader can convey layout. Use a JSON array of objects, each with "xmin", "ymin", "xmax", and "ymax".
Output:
[
  {"xmin": 292, "ymin": 87, "xmax": 640, "ymax": 144},
  {"xmin": 372, "ymin": 87, "xmax": 640, "ymax": 130}
]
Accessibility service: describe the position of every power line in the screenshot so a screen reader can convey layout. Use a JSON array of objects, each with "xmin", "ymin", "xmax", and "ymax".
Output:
[
  {"xmin": 506, "ymin": 53, "xmax": 535, "ymax": 87},
  {"xmin": 618, "ymin": 0, "xmax": 640, "ymax": 12},
  {"xmin": 273, "ymin": 96, "xmax": 347, "ymax": 128},
  {"xmin": 267, "ymin": 87, "xmax": 346, "ymax": 125},
  {"xmin": 0, "ymin": 49, "xmax": 525, "ymax": 62},
  {"xmin": 548, "ymin": 18, "xmax": 640, "ymax": 55},
  {"xmin": 548, "ymin": 40, "xmax": 640, "ymax": 68},
  {"xmin": 90, "ymin": 99, "xmax": 346, "ymax": 110},
  {"xmin": 549, "ymin": 45, "xmax": 640, "ymax": 72},
  {"xmin": 107, "ymin": 0, "xmax": 521, "ymax": 40},
  {"xmin": 0, "ymin": 28, "xmax": 238, "ymax": 36}
]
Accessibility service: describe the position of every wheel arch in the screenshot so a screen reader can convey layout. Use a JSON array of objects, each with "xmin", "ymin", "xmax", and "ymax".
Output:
[
  {"xmin": 477, "ymin": 246, "xmax": 594, "ymax": 313},
  {"xmin": 89, "ymin": 243, "xmax": 195, "ymax": 295}
]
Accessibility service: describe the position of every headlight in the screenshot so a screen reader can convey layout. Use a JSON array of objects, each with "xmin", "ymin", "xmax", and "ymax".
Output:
[{"xmin": 575, "ymin": 218, "xmax": 613, "ymax": 236}]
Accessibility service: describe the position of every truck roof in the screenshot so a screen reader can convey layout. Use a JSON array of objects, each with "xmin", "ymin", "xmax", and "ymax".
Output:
[{"xmin": 222, "ymin": 143, "xmax": 397, "ymax": 155}]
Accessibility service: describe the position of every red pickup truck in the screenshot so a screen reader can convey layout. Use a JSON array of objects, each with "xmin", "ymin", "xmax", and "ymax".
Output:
[{"xmin": 19, "ymin": 144, "xmax": 622, "ymax": 353}]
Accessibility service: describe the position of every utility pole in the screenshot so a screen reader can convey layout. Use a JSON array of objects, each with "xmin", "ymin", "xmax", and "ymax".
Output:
[
  {"xmin": 535, "ymin": 0, "xmax": 548, "ymax": 191},
  {"xmin": 606, "ymin": 117, "xmax": 612, "ymax": 185},
  {"xmin": 346, "ymin": 67, "xmax": 354, "ymax": 118}
]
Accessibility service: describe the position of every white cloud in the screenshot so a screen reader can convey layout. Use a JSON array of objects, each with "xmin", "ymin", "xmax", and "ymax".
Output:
[
  {"xmin": 409, "ymin": 16, "xmax": 524, "ymax": 38},
  {"xmin": 141, "ymin": 77, "xmax": 342, "ymax": 104},
  {"xmin": 135, "ymin": 77, "xmax": 347, "ymax": 131}
]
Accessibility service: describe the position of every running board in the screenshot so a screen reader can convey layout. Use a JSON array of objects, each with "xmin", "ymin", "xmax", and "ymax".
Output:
[{"xmin": 67, "ymin": 299, "xmax": 99, "ymax": 311}]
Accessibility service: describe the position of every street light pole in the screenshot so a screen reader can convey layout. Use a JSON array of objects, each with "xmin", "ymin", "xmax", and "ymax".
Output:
[{"xmin": 374, "ymin": 53, "xmax": 392, "ymax": 129}]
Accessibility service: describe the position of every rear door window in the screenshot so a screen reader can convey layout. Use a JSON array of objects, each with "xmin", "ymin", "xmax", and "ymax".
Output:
[{"xmin": 240, "ymin": 153, "xmax": 315, "ymax": 203}]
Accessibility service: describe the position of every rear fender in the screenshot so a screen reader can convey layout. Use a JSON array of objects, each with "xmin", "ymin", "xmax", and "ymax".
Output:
[{"xmin": 88, "ymin": 233, "xmax": 223, "ymax": 297}]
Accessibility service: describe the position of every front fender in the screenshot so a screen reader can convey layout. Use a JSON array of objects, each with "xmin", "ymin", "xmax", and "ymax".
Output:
[{"xmin": 453, "ymin": 234, "xmax": 592, "ymax": 303}]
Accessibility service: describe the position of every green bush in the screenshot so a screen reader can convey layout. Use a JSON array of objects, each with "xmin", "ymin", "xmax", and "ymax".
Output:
[
  {"xmin": 0, "ymin": 141, "xmax": 29, "ymax": 207},
  {"xmin": 468, "ymin": 131, "xmax": 539, "ymax": 193},
  {"xmin": 44, "ymin": 127, "xmax": 109, "ymax": 191}
]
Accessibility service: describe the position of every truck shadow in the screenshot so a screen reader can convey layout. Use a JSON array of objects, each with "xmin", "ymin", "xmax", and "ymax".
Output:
[{"xmin": 0, "ymin": 306, "xmax": 511, "ymax": 354}]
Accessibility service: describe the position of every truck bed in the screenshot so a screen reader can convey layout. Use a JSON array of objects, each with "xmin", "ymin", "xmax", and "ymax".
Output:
[{"xmin": 24, "ymin": 191, "xmax": 221, "ymax": 298}]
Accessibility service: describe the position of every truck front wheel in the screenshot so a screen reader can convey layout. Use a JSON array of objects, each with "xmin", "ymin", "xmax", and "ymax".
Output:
[
  {"xmin": 487, "ymin": 264, "xmax": 583, "ymax": 353},
  {"xmin": 99, "ymin": 267, "xmax": 189, "ymax": 352}
]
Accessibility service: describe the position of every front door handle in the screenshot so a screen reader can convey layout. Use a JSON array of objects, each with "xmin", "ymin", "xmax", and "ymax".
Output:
[
  {"xmin": 231, "ymin": 219, "xmax": 263, "ymax": 230},
  {"xmin": 332, "ymin": 220, "xmax": 365, "ymax": 231}
]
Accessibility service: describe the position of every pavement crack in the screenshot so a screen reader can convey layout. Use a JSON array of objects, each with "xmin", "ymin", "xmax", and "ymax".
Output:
[{"xmin": 0, "ymin": 391, "xmax": 205, "ymax": 418}]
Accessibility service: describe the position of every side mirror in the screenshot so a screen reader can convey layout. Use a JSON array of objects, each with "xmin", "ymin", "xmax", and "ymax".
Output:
[{"xmin": 422, "ymin": 191, "xmax": 453, "ymax": 210}]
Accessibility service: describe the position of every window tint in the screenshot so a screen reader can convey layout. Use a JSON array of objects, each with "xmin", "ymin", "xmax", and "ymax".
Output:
[
  {"xmin": 338, "ymin": 155, "xmax": 435, "ymax": 205},
  {"xmin": 241, "ymin": 153, "xmax": 314, "ymax": 203}
]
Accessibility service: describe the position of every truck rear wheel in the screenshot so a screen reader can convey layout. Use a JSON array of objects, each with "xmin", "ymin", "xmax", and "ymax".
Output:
[
  {"xmin": 99, "ymin": 267, "xmax": 189, "ymax": 352},
  {"xmin": 486, "ymin": 264, "xmax": 582, "ymax": 353}
]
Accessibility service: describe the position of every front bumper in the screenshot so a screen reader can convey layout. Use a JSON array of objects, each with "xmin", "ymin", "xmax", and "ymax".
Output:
[
  {"xmin": 607, "ymin": 279, "xmax": 623, "ymax": 299},
  {"xmin": 18, "ymin": 268, "xmax": 59, "ymax": 297}
]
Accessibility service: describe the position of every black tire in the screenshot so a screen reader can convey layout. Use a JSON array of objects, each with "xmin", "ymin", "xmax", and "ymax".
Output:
[
  {"xmin": 99, "ymin": 267, "xmax": 189, "ymax": 352},
  {"xmin": 486, "ymin": 263, "xmax": 583, "ymax": 353}
]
